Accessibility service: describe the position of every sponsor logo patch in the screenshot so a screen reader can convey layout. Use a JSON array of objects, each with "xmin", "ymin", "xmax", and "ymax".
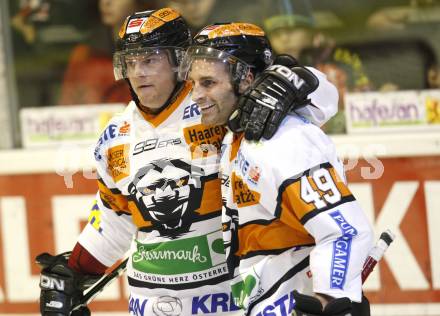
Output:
[
  {"xmin": 254, "ymin": 291, "xmax": 295, "ymax": 316},
  {"xmin": 248, "ymin": 166, "xmax": 261, "ymax": 185},
  {"xmin": 183, "ymin": 124, "xmax": 226, "ymax": 158},
  {"xmin": 192, "ymin": 292, "xmax": 241, "ymax": 314},
  {"xmin": 153, "ymin": 296, "xmax": 182, "ymax": 316},
  {"xmin": 118, "ymin": 121, "xmax": 130, "ymax": 135},
  {"xmin": 126, "ymin": 18, "xmax": 147, "ymax": 34},
  {"xmin": 107, "ymin": 144, "xmax": 130, "ymax": 182},
  {"xmin": 231, "ymin": 172, "xmax": 260, "ymax": 207},
  {"xmin": 94, "ymin": 123, "xmax": 117, "ymax": 160},
  {"xmin": 183, "ymin": 103, "xmax": 201, "ymax": 119},
  {"xmin": 329, "ymin": 210, "xmax": 358, "ymax": 289},
  {"xmin": 129, "ymin": 296, "xmax": 148, "ymax": 316}
]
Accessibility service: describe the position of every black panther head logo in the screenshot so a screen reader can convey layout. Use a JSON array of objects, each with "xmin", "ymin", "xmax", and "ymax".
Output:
[{"xmin": 128, "ymin": 158, "xmax": 205, "ymax": 238}]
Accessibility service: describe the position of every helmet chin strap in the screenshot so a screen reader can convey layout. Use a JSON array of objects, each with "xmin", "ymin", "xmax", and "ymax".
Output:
[{"xmin": 126, "ymin": 78, "xmax": 141, "ymax": 106}]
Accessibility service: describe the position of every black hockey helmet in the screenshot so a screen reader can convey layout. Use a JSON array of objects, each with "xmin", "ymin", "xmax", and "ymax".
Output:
[
  {"xmin": 179, "ymin": 23, "xmax": 274, "ymax": 87},
  {"xmin": 113, "ymin": 8, "xmax": 192, "ymax": 81}
]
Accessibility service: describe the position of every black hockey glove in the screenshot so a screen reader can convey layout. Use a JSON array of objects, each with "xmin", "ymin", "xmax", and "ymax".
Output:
[
  {"xmin": 36, "ymin": 252, "xmax": 99, "ymax": 316},
  {"xmin": 292, "ymin": 290, "xmax": 352, "ymax": 316},
  {"xmin": 352, "ymin": 295, "xmax": 370, "ymax": 316},
  {"xmin": 228, "ymin": 54, "xmax": 319, "ymax": 141}
]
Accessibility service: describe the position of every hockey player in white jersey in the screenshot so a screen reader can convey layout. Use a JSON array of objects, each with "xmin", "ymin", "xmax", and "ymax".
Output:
[
  {"xmin": 37, "ymin": 9, "xmax": 239, "ymax": 316},
  {"xmin": 181, "ymin": 23, "xmax": 374, "ymax": 316},
  {"xmin": 35, "ymin": 10, "xmax": 339, "ymax": 316}
]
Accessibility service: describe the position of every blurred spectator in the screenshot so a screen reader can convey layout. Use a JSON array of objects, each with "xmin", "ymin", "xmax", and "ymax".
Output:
[
  {"xmin": 262, "ymin": 0, "xmax": 315, "ymax": 59},
  {"xmin": 162, "ymin": 0, "xmax": 261, "ymax": 34},
  {"xmin": 262, "ymin": 0, "xmax": 372, "ymax": 134},
  {"xmin": 162, "ymin": 0, "xmax": 221, "ymax": 34},
  {"xmin": 11, "ymin": 0, "xmax": 50, "ymax": 45},
  {"xmin": 312, "ymin": 42, "xmax": 372, "ymax": 133},
  {"xmin": 59, "ymin": 0, "xmax": 157, "ymax": 105},
  {"xmin": 428, "ymin": 63, "xmax": 440, "ymax": 88},
  {"xmin": 165, "ymin": 0, "xmax": 216, "ymax": 30}
]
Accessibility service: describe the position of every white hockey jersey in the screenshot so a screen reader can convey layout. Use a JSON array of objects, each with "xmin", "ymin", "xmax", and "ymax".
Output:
[
  {"xmin": 76, "ymin": 66, "xmax": 340, "ymax": 316},
  {"xmin": 78, "ymin": 82, "xmax": 241, "ymax": 316},
  {"xmin": 220, "ymin": 115, "xmax": 374, "ymax": 316}
]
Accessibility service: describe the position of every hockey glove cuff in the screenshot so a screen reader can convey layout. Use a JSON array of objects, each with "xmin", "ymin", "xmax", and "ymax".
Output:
[
  {"xmin": 228, "ymin": 54, "xmax": 319, "ymax": 141},
  {"xmin": 292, "ymin": 290, "xmax": 352, "ymax": 316},
  {"xmin": 36, "ymin": 252, "xmax": 100, "ymax": 316}
]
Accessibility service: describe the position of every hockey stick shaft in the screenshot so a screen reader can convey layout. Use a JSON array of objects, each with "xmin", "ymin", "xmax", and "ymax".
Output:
[
  {"xmin": 362, "ymin": 229, "xmax": 395, "ymax": 284},
  {"xmin": 71, "ymin": 258, "xmax": 128, "ymax": 311}
]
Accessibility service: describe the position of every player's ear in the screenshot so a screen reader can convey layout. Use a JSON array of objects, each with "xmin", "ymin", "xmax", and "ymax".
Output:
[{"xmin": 238, "ymin": 71, "xmax": 254, "ymax": 94}]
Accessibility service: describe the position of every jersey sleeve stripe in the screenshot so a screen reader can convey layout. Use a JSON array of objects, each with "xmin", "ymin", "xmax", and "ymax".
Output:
[
  {"xmin": 97, "ymin": 177, "xmax": 122, "ymax": 194},
  {"xmin": 240, "ymin": 244, "xmax": 314, "ymax": 260},
  {"xmin": 238, "ymin": 218, "xmax": 277, "ymax": 228},
  {"xmin": 300, "ymin": 195, "xmax": 357, "ymax": 225},
  {"xmin": 236, "ymin": 220, "xmax": 314, "ymax": 257},
  {"xmin": 98, "ymin": 180, "xmax": 129, "ymax": 213}
]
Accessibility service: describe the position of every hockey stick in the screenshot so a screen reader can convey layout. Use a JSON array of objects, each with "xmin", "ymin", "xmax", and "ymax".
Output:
[
  {"xmin": 71, "ymin": 230, "xmax": 395, "ymax": 312},
  {"xmin": 71, "ymin": 257, "xmax": 128, "ymax": 312},
  {"xmin": 361, "ymin": 229, "xmax": 395, "ymax": 284}
]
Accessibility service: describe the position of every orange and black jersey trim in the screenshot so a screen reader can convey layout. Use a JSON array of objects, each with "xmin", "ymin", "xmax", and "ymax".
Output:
[
  {"xmin": 274, "ymin": 162, "xmax": 355, "ymax": 225},
  {"xmin": 97, "ymin": 177, "xmax": 130, "ymax": 215},
  {"xmin": 98, "ymin": 173, "xmax": 223, "ymax": 231},
  {"xmin": 232, "ymin": 162, "xmax": 354, "ymax": 259},
  {"xmin": 235, "ymin": 218, "xmax": 314, "ymax": 259}
]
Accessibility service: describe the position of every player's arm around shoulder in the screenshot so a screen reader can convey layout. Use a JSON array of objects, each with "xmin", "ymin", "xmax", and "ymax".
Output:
[
  {"xmin": 230, "ymin": 54, "xmax": 339, "ymax": 141},
  {"xmin": 294, "ymin": 66, "xmax": 339, "ymax": 127}
]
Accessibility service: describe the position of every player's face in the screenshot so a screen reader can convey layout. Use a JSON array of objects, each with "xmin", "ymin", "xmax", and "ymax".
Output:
[
  {"xmin": 127, "ymin": 51, "xmax": 176, "ymax": 113},
  {"xmin": 189, "ymin": 59, "xmax": 238, "ymax": 126}
]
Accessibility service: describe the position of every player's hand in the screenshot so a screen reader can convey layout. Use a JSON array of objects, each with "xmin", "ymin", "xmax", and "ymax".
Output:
[
  {"xmin": 228, "ymin": 54, "xmax": 319, "ymax": 141},
  {"xmin": 292, "ymin": 290, "xmax": 352, "ymax": 316},
  {"xmin": 36, "ymin": 252, "xmax": 96, "ymax": 315}
]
